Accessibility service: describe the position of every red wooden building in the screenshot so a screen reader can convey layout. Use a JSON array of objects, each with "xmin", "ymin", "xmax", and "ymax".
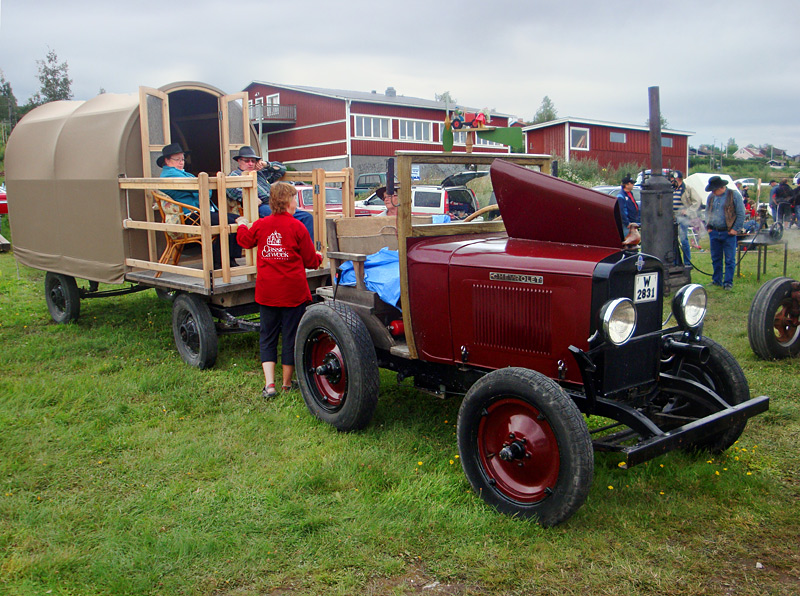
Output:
[
  {"xmin": 243, "ymin": 82, "xmax": 512, "ymax": 175},
  {"xmin": 522, "ymin": 117, "xmax": 692, "ymax": 173}
]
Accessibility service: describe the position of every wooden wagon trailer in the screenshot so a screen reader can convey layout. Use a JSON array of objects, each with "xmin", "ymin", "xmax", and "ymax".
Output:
[{"xmin": 5, "ymin": 81, "xmax": 351, "ymax": 368}]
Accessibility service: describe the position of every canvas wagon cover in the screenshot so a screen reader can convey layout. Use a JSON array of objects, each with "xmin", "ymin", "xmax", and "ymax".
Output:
[{"xmin": 5, "ymin": 93, "xmax": 147, "ymax": 283}]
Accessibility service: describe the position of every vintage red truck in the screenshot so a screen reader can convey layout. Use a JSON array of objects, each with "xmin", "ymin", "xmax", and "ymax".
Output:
[{"xmin": 294, "ymin": 151, "xmax": 769, "ymax": 526}]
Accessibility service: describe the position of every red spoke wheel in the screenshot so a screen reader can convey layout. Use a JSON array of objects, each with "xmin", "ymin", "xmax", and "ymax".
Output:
[
  {"xmin": 748, "ymin": 277, "xmax": 800, "ymax": 359},
  {"xmin": 477, "ymin": 398, "xmax": 560, "ymax": 503},
  {"xmin": 295, "ymin": 303, "xmax": 379, "ymax": 431},
  {"xmin": 457, "ymin": 368, "xmax": 593, "ymax": 526}
]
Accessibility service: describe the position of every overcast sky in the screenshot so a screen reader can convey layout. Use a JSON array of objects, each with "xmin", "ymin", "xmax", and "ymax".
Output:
[{"xmin": 1, "ymin": 0, "xmax": 798, "ymax": 155}]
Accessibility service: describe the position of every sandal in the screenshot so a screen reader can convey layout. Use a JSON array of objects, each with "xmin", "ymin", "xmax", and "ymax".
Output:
[
  {"xmin": 262, "ymin": 383, "xmax": 277, "ymax": 398},
  {"xmin": 282, "ymin": 380, "xmax": 299, "ymax": 392}
]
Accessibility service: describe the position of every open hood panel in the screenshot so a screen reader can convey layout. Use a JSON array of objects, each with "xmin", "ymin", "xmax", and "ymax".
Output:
[{"xmin": 491, "ymin": 160, "xmax": 624, "ymax": 249}]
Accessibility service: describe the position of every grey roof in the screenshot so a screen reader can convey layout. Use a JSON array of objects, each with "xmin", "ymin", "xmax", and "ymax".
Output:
[
  {"xmin": 522, "ymin": 116, "xmax": 693, "ymax": 136},
  {"xmin": 247, "ymin": 81, "xmax": 516, "ymax": 118}
]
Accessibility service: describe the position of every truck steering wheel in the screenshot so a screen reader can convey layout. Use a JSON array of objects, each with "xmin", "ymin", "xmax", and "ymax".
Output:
[{"xmin": 463, "ymin": 204, "xmax": 501, "ymax": 222}]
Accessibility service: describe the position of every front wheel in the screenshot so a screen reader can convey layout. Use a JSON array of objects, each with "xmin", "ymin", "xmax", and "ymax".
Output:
[
  {"xmin": 295, "ymin": 302, "xmax": 379, "ymax": 431},
  {"xmin": 457, "ymin": 368, "xmax": 593, "ymax": 527},
  {"xmin": 172, "ymin": 293, "xmax": 218, "ymax": 369},
  {"xmin": 660, "ymin": 336, "xmax": 749, "ymax": 453},
  {"xmin": 747, "ymin": 277, "xmax": 800, "ymax": 359},
  {"xmin": 45, "ymin": 272, "xmax": 80, "ymax": 323}
]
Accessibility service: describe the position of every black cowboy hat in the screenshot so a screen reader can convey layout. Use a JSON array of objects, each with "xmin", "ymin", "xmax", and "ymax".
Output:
[
  {"xmin": 705, "ymin": 176, "xmax": 728, "ymax": 192},
  {"xmin": 156, "ymin": 143, "xmax": 191, "ymax": 168},
  {"xmin": 232, "ymin": 146, "xmax": 262, "ymax": 162},
  {"xmin": 375, "ymin": 185, "xmax": 401, "ymax": 199}
]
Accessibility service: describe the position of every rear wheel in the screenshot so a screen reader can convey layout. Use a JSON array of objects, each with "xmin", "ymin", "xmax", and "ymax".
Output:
[
  {"xmin": 747, "ymin": 277, "xmax": 800, "ymax": 359},
  {"xmin": 295, "ymin": 302, "xmax": 379, "ymax": 431},
  {"xmin": 45, "ymin": 272, "xmax": 80, "ymax": 323},
  {"xmin": 457, "ymin": 368, "xmax": 593, "ymax": 526},
  {"xmin": 172, "ymin": 293, "xmax": 218, "ymax": 369}
]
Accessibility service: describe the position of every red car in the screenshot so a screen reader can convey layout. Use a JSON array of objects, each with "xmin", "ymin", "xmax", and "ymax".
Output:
[
  {"xmin": 0, "ymin": 184, "xmax": 7, "ymax": 216},
  {"xmin": 294, "ymin": 184, "xmax": 373, "ymax": 216}
]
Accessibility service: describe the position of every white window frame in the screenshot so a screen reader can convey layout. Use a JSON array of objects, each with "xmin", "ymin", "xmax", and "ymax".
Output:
[
  {"xmin": 354, "ymin": 115, "xmax": 390, "ymax": 139},
  {"xmin": 570, "ymin": 127, "xmax": 590, "ymax": 151},
  {"xmin": 265, "ymin": 94, "xmax": 278, "ymax": 117},
  {"xmin": 662, "ymin": 136, "xmax": 673, "ymax": 148},
  {"xmin": 610, "ymin": 132, "xmax": 626, "ymax": 144},
  {"xmin": 438, "ymin": 123, "xmax": 466, "ymax": 145},
  {"xmin": 398, "ymin": 119, "xmax": 432, "ymax": 142}
]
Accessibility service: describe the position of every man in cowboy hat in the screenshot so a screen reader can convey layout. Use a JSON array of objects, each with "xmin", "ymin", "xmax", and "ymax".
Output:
[
  {"xmin": 704, "ymin": 176, "xmax": 744, "ymax": 290},
  {"xmin": 226, "ymin": 146, "xmax": 314, "ymax": 241},
  {"xmin": 158, "ymin": 143, "xmax": 242, "ymax": 268}
]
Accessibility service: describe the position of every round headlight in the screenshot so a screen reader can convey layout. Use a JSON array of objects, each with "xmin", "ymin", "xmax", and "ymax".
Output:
[
  {"xmin": 672, "ymin": 284, "xmax": 707, "ymax": 329},
  {"xmin": 600, "ymin": 298, "xmax": 637, "ymax": 345}
]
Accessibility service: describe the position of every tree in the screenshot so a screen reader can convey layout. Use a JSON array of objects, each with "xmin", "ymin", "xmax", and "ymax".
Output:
[
  {"xmin": 532, "ymin": 96, "xmax": 557, "ymax": 124},
  {"xmin": 29, "ymin": 48, "xmax": 73, "ymax": 106},
  {"xmin": 726, "ymin": 137, "xmax": 738, "ymax": 155},
  {"xmin": 0, "ymin": 69, "xmax": 18, "ymax": 126},
  {"xmin": 644, "ymin": 114, "xmax": 669, "ymax": 128}
]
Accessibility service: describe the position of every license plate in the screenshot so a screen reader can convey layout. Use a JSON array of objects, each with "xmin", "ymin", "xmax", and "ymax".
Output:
[{"xmin": 634, "ymin": 272, "xmax": 658, "ymax": 303}]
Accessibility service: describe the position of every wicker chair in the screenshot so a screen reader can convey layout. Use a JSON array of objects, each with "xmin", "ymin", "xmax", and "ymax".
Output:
[{"xmin": 152, "ymin": 190, "xmax": 209, "ymax": 277}]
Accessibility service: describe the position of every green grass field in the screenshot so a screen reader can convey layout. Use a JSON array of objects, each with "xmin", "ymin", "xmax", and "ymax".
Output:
[{"xmin": 1, "ymin": 234, "xmax": 799, "ymax": 595}]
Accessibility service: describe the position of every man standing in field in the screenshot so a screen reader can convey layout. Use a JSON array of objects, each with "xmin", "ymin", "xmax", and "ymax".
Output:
[{"xmin": 705, "ymin": 176, "xmax": 744, "ymax": 290}]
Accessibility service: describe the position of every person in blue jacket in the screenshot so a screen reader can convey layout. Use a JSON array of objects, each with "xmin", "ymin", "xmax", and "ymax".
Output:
[
  {"xmin": 158, "ymin": 143, "xmax": 241, "ymax": 268},
  {"xmin": 616, "ymin": 175, "xmax": 641, "ymax": 236}
]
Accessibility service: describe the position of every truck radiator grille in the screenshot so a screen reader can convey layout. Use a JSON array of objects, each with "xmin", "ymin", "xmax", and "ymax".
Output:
[{"xmin": 472, "ymin": 283, "xmax": 552, "ymax": 354}]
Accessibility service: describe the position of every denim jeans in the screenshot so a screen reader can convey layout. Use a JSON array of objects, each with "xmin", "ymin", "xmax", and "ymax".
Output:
[
  {"xmin": 708, "ymin": 229, "xmax": 737, "ymax": 286},
  {"xmin": 678, "ymin": 219, "xmax": 691, "ymax": 266}
]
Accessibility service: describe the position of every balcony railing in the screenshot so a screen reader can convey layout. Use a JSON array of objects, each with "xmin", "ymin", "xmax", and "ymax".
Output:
[{"xmin": 250, "ymin": 104, "xmax": 296, "ymax": 123}]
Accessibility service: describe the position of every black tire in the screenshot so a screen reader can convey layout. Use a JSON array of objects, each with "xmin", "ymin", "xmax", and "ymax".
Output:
[
  {"xmin": 172, "ymin": 293, "xmax": 218, "ymax": 369},
  {"xmin": 457, "ymin": 368, "xmax": 593, "ymax": 527},
  {"xmin": 295, "ymin": 302, "xmax": 379, "ymax": 431},
  {"xmin": 747, "ymin": 277, "xmax": 800, "ymax": 360},
  {"xmin": 45, "ymin": 272, "xmax": 80, "ymax": 323},
  {"xmin": 155, "ymin": 288, "xmax": 178, "ymax": 302},
  {"xmin": 451, "ymin": 119, "xmax": 463, "ymax": 130},
  {"xmin": 661, "ymin": 336, "xmax": 749, "ymax": 453}
]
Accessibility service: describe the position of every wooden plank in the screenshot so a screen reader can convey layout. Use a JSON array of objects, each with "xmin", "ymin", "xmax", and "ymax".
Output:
[
  {"xmin": 217, "ymin": 172, "xmax": 232, "ymax": 284},
  {"xmin": 197, "ymin": 173, "xmax": 213, "ymax": 290},
  {"xmin": 123, "ymin": 219, "xmax": 222, "ymax": 235},
  {"xmin": 396, "ymin": 154, "xmax": 416, "ymax": 359},
  {"xmin": 411, "ymin": 221, "xmax": 507, "ymax": 237},
  {"xmin": 0, "ymin": 233, "xmax": 10, "ymax": 252},
  {"xmin": 125, "ymin": 258, "xmax": 207, "ymax": 279}
]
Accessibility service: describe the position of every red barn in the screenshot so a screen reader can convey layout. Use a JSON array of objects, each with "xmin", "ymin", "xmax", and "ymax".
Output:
[
  {"xmin": 523, "ymin": 117, "xmax": 692, "ymax": 173},
  {"xmin": 243, "ymin": 82, "xmax": 512, "ymax": 176}
]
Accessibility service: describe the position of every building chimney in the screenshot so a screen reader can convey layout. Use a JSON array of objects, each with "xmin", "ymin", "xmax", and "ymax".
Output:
[{"xmin": 385, "ymin": 87, "xmax": 396, "ymax": 97}]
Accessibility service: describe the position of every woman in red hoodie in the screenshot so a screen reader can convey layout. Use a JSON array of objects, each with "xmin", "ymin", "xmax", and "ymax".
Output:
[{"xmin": 236, "ymin": 182, "xmax": 322, "ymax": 397}]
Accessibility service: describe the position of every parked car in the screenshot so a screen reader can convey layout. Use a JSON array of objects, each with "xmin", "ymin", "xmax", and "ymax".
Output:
[
  {"xmin": 684, "ymin": 173, "xmax": 737, "ymax": 206},
  {"xmin": 734, "ymin": 177, "xmax": 771, "ymax": 188},
  {"xmin": 592, "ymin": 184, "xmax": 641, "ymax": 206},
  {"xmin": 0, "ymin": 184, "xmax": 7, "ymax": 216},
  {"xmin": 635, "ymin": 168, "xmax": 672, "ymax": 186},
  {"xmin": 355, "ymin": 171, "xmax": 485, "ymax": 218},
  {"xmin": 793, "ymin": 172, "xmax": 800, "ymax": 185},
  {"xmin": 293, "ymin": 184, "xmax": 371, "ymax": 216},
  {"xmin": 354, "ymin": 172, "xmax": 399, "ymax": 195}
]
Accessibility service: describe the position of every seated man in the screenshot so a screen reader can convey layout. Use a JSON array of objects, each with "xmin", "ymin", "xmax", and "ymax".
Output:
[
  {"xmin": 158, "ymin": 143, "xmax": 242, "ymax": 268},
  {"xmin": 226, "ymin": 146, "xmax": 314, "ymax": 242}
]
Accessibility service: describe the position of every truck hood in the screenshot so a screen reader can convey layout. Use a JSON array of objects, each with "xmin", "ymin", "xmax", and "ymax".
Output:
[{"xmin": 490, "ymin": 160, "xmax": 624, "ymax": 249}]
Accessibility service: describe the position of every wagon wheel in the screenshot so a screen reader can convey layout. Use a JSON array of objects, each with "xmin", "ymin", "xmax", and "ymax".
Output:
[
  {"xmin": 451, "ymin": 119, "xmax": 463, "ymax": 130},
  {"xmin": 295, "ymin": 302, "xmax": 379, "ymax": 431},
  {"xmin": 463, "ymin": 204, "xmax": 501, "ymax": 222},
  {"xmin": 457, "ymin": 368, "xmax": 593, "ymax": 526},
  {"xmin": 659, "ymin": 335, "xmax": 749, "ymax": 453},
  {"xmin": 172, "ymin": 293, "xmax": 218, "ymax": 369},
  {"xmin": 748, "ymin": 277, "xmax": 800, "ymax": 359},
  {"xmin": 45, "ymin": 272, "xmax": 80, "ymax": 323}
]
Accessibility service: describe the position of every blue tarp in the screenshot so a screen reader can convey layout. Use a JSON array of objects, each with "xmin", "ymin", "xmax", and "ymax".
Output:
[{"xmin": 338, "ymin": 247, "xmax": 401, "ymax": 308}]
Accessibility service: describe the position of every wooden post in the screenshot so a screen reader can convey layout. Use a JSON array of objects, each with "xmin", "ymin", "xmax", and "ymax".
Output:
[
  {"xmin": 312, "ymin": 168, "xmax": 326, "ymax": 252},
  {"xmin": 217, "ymin": 173, "xmax": 232, "ymax": 284},
  {"xmin": 396, "ymin": 154, "xmax": 417, "ymax": 359},
  {"xmin": 198, "ymin": 173, "xmax": 213, "ymax": 289}
]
